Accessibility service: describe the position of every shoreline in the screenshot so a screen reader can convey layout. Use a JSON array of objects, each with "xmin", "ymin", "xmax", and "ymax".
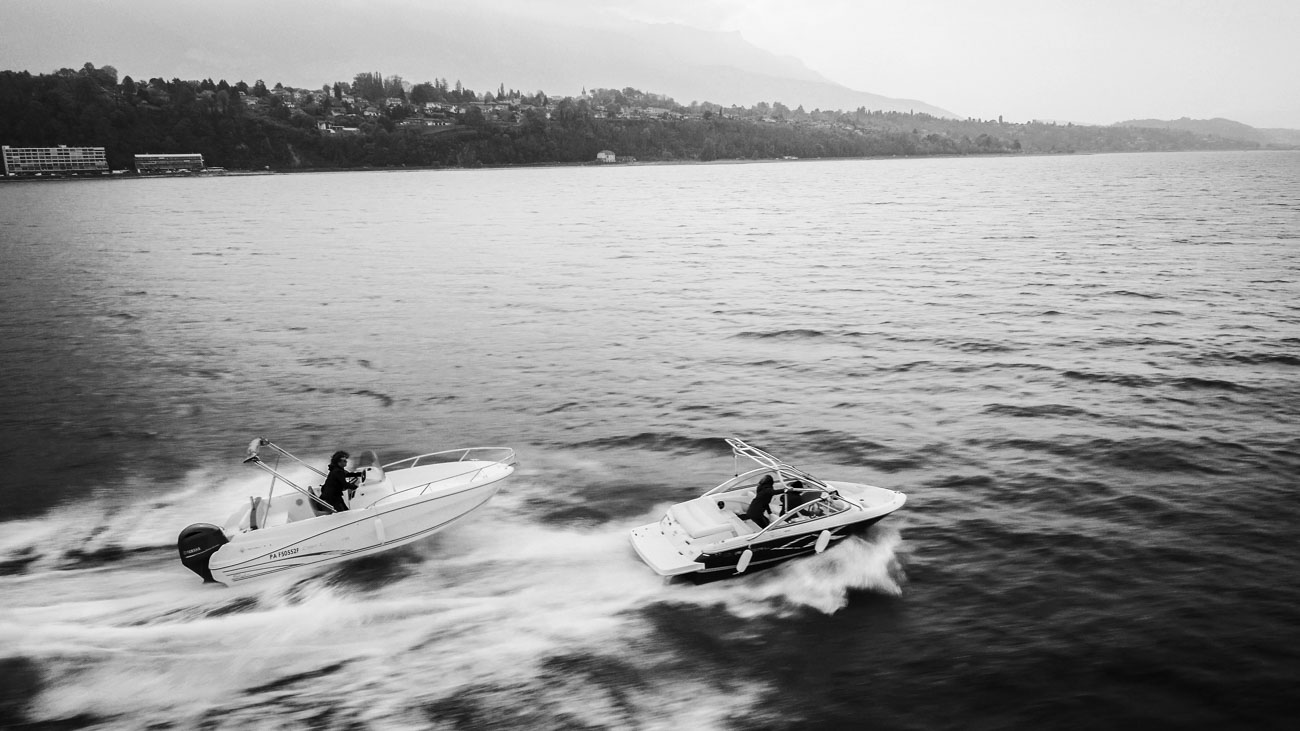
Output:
[{"xmin": 3, "ymin": 148, "xmax": 1289, "ymax": 183}]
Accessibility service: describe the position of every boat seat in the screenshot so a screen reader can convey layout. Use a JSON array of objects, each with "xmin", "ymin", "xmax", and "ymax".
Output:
[
  {"xmin": 731, "ymin": 514, "xmax": 761, "ymax": 534},
  {"xmin": 670, "ymin": 499, "xmax": 736, "ymax": 539}
]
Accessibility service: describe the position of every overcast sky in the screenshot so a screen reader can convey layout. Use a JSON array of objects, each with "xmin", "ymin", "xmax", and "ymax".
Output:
[
  {"xmin": 3, "ymin": 0, "xmax": 1297, "ymax": 128},
  {"xmin": 603, "ymin": 0, "xmax": 1299, "ymax": 127}
]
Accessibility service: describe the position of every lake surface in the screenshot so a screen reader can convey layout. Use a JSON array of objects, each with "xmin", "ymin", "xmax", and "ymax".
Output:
[{"xmin": 1, "ymin": 151, "xmax": 1297, "ymax": 729}]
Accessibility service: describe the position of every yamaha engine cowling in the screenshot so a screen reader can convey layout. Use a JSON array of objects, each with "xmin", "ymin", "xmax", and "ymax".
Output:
[{"xmin": 177, "ymin": 523, "xmax": 229, "ymax": 583}]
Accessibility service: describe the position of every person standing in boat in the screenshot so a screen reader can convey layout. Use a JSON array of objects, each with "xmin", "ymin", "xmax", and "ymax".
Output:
[
  {"xmin": 743, "ymin": 474, "xmax": 779, "ymax": 528},
  {"xmin": 320, "ymin": 450, "xmax": 364, "ymax": 512}
]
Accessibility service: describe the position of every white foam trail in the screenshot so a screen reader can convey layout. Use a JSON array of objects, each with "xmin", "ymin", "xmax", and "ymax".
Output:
[
  {"xmin": 0, "ymin": 463, "xmax": 329, "ymax": 573},
  {"xmin": 695, "ymin": 526, "xmax": 908, "ymax": 617},
  {"xmin": 4, "ymin": 471, "xmax": 906, "ymax": 729}
]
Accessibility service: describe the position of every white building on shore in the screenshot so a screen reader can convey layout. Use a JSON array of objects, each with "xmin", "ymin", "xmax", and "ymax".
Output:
[{"xmin": 2, "ymin": 145, "xmax": 109, "ymax": 177}]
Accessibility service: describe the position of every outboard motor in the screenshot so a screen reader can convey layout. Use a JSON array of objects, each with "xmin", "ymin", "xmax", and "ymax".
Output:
[{"xmin": 177, "ymin": 523, "xmax": 229, "ymax": 583}]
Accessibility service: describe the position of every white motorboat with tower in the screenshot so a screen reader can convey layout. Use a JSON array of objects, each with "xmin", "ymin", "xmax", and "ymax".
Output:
[{"xmin": 630, "ymin": 438, "xmax": 905, "ymax": 581}]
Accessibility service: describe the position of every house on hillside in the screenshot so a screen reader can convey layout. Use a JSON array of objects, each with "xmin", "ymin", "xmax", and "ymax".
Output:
[
  {"xmin": 317, "ymin": 121, "xmax": 360, "ymax": 134},
  {"xmin": 398, "ymin": 118, "xmax": 453, "ymax": 129},
  {"xmin": 596, "ymin": 150, "xmax": 616, "ymax": 163}
]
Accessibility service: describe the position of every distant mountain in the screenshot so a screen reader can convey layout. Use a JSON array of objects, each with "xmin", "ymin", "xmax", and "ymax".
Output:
[
  {"xmin": 1116, "ymin": 117, "xmax": 1300, "ymax": 147},
  {"xmin": 558, "ymin": 23, "xmax": 958, "ymax": 117},
  {"xmin": 1256, "ymin": 128, "xmax": 1300, "ymax": 147},
  {"xmin": 0, "ymin": 1, "xmax": 957, "ymax": 118}
]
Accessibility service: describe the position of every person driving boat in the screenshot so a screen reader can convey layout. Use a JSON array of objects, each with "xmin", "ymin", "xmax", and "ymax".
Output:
[{"xmin": 320, "ymin": 450, "xmax": 365, "ymax": 512}]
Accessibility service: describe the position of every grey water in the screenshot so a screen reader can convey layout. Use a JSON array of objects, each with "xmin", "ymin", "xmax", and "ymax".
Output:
[{"xmin": 1, "ymin": 151, "xmax": 1297, "ymax": 729}]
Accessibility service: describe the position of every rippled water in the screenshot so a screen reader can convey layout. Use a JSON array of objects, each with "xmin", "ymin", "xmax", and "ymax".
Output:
[{"xmin": 1, "ymin": 151, "xmax": 1298, "ymax": 729}]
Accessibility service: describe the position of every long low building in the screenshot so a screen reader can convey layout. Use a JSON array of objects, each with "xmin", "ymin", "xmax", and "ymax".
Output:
[
  {"xmin": 2, "ymin": 145, "xmax": 109, "ymax": 177},
  {"xmin": 134, "ymin": 153, "xmax": 205, "ymax": 173}
]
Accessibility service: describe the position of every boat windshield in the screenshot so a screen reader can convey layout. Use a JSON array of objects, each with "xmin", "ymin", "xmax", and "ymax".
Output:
[{"xmin": 769, "ymin": 492, "xmax": 850, "ymax": 527}]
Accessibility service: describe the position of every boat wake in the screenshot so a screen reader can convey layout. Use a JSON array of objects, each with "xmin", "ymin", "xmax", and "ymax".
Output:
[
  {"xmin": 1, "ymin": 468, "xmax": 906, "ymax": 729},
  {"xmin": 690, "ymin": 527, "xmax": 906, "ymax": 617}
]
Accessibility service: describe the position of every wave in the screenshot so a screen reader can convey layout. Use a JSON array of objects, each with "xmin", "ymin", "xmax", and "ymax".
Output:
[
  {"xmin": 1062, "ymin": 369, "xmax": 1158, "ymax": 388},
  {"xmin": 1063, "ymin": 368, "xmax": 1259, "ymax": 394},
  {"xmin": 1086, "ymin": 491, "xmax": 1189, "ymax": 525},
  {"xmin": 1195, "ymin": 351, "xmax": 1300, "ymax": 368},
  {"xmin": 290, "ymin": 384, "xmax": 398, "ymax": 407},
  {"xmin": 790, "ymin": 428, "xmax": 930, "ymax": 473},
  {"xmin": 943, "ymin": 513, "xmax": 1124, "ymax": 559},
  {"xmin": 1096, "ymin": 336, "xmax": 1184, "ymax": 348},
  {"xmin": 733, "ymin": 329, "xmax": 828, "ymax": 340},
  {"xmin": 864, "ymin": 358, "xmax": 1059, "ymax": 379},
  {"xmin": 934, "ymin": 339, "xmax": 1018, "ymax": 354},
  {"xmin": 0, "ymin": 548, "xmax": 38, "ymax": 577},
  {"xmin": 926, "ymin": 474, "xmax": 995, "ymax": 490},
  {"xmin": 738, "ymin": 358, "xmax": 782, "ymax": 367},
  {"xmin": 1170, "ymin": 376, "xmax": 1255, "ymax": 393},
  {"xmin": 350, "ymin": 388, "xmax": 395, "ymax": 406},
  {"xmin": 988, "ymin": 436, "xmax": 1230, "ymax": 474},
  {"xmin": 539, "ymin": 401, "xmax": 582, "ymax": 414},
  {"xmin": 982, "ymin": 403, "xmax": 1095, "ymax": 419},
  {"xmin": 298, "ymin": 356, "xmax": 350, "ymax": 368},
  {"xmin": 870, "ymin": 360, "xmax": 935, "ymax": 374},
  {"xmin": 1106, "ymin": 290, "xmax": 1164, "ymax": 299},
  {"xmin": 985, "ymin": 361, "xmax": 1059, "ymax": 374},
  {"xmin": 567, "ymin": 432, "xmax": 732, "ymax": 456}
]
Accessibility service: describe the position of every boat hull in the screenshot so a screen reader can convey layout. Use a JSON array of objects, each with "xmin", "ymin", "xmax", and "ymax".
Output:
[
  {"xmin": 630, "ymin": 477, "xmax": 905, "ymax": 581},
  {"xmin": 690, "ymin": 516, "xmax": 884, "ymax": 582},
  {"xmin": 631, "ymin": 513, "xmax": 889, "ymax": 583},
  {"xmin": 206, "ymin": 477, "xmax": 501, "ymax": 585}
]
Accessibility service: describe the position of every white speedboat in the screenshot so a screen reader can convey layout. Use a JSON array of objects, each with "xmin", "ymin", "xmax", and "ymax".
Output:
[
  {"xmin": 178, "ymin": 438, "xmax": 516, "ymax": 585},
  {"xmin": 630, "ymin": 438, "xmax": 905, "ymax": 581}
]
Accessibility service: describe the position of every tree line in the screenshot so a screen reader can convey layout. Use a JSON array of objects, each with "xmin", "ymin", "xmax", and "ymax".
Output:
[{"xmin": 0, "ymin": 63, "xmax": 1261, "ymax": 173}]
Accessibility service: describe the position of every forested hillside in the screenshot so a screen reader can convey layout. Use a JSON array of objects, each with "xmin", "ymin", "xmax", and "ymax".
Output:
[
  {"xmin": 0, "ymin": 63, "xmax": 1264, "ymax": 173},
  {"xmin": 1116, "ymin": 117, "xmax": 1300, "ymax": 147}
]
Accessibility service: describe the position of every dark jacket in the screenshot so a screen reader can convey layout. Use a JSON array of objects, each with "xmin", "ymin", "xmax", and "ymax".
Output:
[
  {"xmin": 321, "ymin": 463, "xmax": 364, "ymax": 512},
  {"xmin": 743, "ymin": 478, "xmax": 778, "ymax": 528}
]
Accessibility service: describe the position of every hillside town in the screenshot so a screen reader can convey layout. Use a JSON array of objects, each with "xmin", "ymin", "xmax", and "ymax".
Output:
[{"xmin": 0, "ymin": 64, "xmax": 1276, "ymax": 177}]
